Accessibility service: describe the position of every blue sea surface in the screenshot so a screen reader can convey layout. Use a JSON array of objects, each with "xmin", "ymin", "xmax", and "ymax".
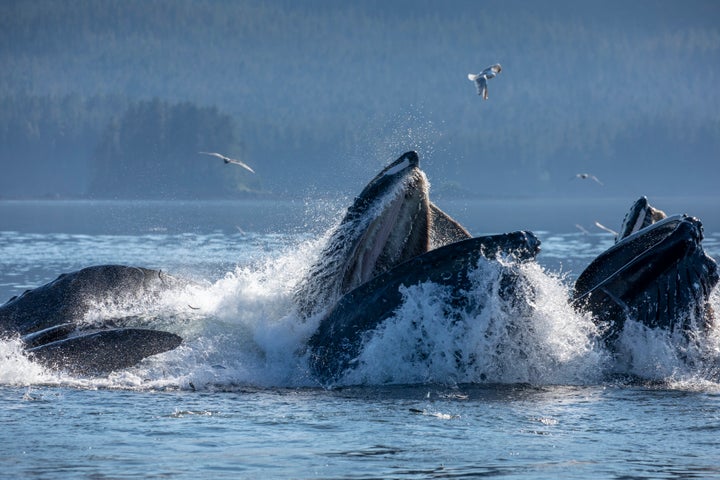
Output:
[{"xmin": 1, "ymin": 198, "xmax": 720, "ymax": 479}]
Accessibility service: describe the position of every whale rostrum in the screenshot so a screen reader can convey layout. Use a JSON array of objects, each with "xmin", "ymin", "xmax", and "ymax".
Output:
[
  {"xmin": 293, "ymin": 151, "xmax": 470, "ymax": 317},
  {"xmin": 572, "ymin": 200, "xmax": 718, "ymax": 344}
]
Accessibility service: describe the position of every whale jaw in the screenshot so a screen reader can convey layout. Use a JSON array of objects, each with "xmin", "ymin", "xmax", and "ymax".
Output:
[
  {"xmin": 294, "ymin": 152, "xmax": 434, "ymax": 316},
  {"xmin": 616, "ymin": 196, "xmax": 668, "ymax": 241},
  {"xmin": 308, "ymin": 231, "xmax": 542, "ymax": 385},
  {"xmin": 573, "ymin": 214, "xmax": 719, "ymax": 343}
]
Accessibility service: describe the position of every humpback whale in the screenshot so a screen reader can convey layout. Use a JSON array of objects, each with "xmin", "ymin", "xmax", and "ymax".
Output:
[
  {"xmin": 308, "ymin": 232, "xmax": 541, "ymax": 384},
  {"xmin": 572, "ymin": 198, "xmax": 718, "ymax": 344},
  {"xmin": 299, "ymin": 150, "xmax": 543, "ymax": 383},
  {"xmin": 294, "ymin": 151, "xmax": 470, "ymax": 317},
  {"xmin": 1, "ymin": 151, "xmax": 474, "ymax": 376},
  {"xmin": 3, "ymin": 152, "xmax": 716, "ymax": 381},
  {"xmin": 0, "ymin": 265, "xmax": 184, "ymax": 374}
]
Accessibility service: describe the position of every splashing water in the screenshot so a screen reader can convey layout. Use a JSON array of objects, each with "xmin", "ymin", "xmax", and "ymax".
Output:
[
  {"xmin": 1, "ymin": 225, "xmax": 719, "ymax": 391},
  {"xmin": 341, "ymin": 258, "xmax": 609, "ymax": 386},
  {"xmin": 0, "ymin": 210, "xmax": 720, "ymax": 390},
  {"xmin": 612, "ymin": 286, "xmax": 720, "ymax": 385}
]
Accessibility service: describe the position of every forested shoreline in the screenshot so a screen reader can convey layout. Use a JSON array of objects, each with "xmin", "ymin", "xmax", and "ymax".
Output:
[
  {"xmin": 1, "ymin": 0, "xmax": 718, "ymax": 199},
  {"xmin": 0, "ymin": 95, "xmax": 266, "ymax": 199}
]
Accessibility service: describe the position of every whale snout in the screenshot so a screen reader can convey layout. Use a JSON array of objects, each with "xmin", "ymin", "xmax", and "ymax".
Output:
[
  {"xmin": 401, "ymin": 151, "xmax": 419, "ymax": 166},
  {"xmin": 380, "ymin": 151, "xmax": 420, "ymax": 178}
]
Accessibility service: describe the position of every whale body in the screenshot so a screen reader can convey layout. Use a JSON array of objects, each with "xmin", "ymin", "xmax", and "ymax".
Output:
[
  {"xmin": 0, "ymin": 265, "xmax": 184, "ymax": 374},
  {"xmin": 573, "ymin": 199, "xmax": 719, "ymax": 344},
  {"xmin": 308, "ymin": 231, "xmax": 541, "ymax": 384}
]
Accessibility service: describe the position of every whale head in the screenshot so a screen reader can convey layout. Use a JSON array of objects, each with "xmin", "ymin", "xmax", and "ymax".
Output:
[
  {"xmin": 616, "ymin": 196, "xmax": 667, "ymax": 242},
  {"xmin": 340, "ymin": 151, "xmax": 430, "ymax": 290},
  {"xmin": 295, "ymin": 151, "xmax": 433, "ymax": 316},
  {"xmin": 573, "ymin": 214, "xmax": 719, "ymax": 343}
]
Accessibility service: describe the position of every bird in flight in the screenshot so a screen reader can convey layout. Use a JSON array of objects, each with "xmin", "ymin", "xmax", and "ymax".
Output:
[
  {"xmin": 594, "ymin": 221, "xmax": 617, "ymax": 236},
  {"xmin": 574, "ymin": 173, "xmax": 603, "ymax": 186},
  {"xmin": 468, "ymin": 64, "xmax": 502, "ymax": 100},
  {"xmin": 199, "ymin": 152, "xmax": 255, "ymax": 173}
]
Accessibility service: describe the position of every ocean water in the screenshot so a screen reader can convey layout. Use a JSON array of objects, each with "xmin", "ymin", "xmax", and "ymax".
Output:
[{"xmin": 1, "ymin": 198, "xmax": 720, "ymax": 479}]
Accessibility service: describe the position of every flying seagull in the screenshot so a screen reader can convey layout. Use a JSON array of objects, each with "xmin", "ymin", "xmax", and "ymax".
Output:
[
  {"xmin": 594, "ymin": 221, "xmax": 618, "ymax": 236},
  {"xmin": 199, "ymin": 152, "xmax": 255, "ymax": 174},
  {"xmin": 468, "ymin": 64, "xmax": 502, "ymax": 100},
  {"xmin": 574, "ymin": 173, "xmax": 603, "ymax": 186}
]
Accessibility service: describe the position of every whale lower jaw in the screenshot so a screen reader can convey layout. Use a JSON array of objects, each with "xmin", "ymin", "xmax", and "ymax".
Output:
[
  {"xmin": 27, "ymin": 328, "xmax": 182, "ymax": 375},
  {"xmin": 0, "ymin": 265, "xmax": 186, "ymax": 374},
  {"xmin": 573, "ymin": 215, "xmax": 719, "ymax": 343},
  {"xmin": 295, "ymin": 151, "xmax": 440, "ymax": 317},
  {"xmin": 308, "ymin": 231, "xmax": 541, "ymax": 385}
]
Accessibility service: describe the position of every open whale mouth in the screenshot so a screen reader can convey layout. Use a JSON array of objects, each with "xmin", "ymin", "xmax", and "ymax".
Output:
[
  {"xmin": 294, "ymin": 151, "xmax": 432, "ymax": 316},
  {"xmin": 344, "ymin": 186, "xmax": 414, "ymax": 288},
  {"xmin": 342, "ymin": 160, "xmax": 430, "ymax": 292},
  {"xmin": 616, "ymin": 196, "xmax": 667, "ymax": 241},
  {"xmin": 572, "ymin": 215, "xmax": 719, "ymax": 341}
]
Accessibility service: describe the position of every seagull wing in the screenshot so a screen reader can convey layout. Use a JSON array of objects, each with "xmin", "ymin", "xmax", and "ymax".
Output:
[
  {"xmin": 199, "ymin": 151, "xmax": 255, "ymax": 173},
  {"xmin": 574, "ymin": 173, "xmax": 604, "ymax": 186},
  {"xmin": 226, "ymin": 158, "xmax": 256, "ymax": 174},
  {"xmin": 199, "ymin": 151, "xmax": 227, "ymax": 161},
  {"xmin": 475, "ymin": 77, "xmax": 488, "ymax": 98}
]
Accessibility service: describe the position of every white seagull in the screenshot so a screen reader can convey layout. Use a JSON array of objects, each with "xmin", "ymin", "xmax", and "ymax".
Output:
[
  {"xmin": 468, "ymin": 64, "xmax": 502, "ymax": 100},
  {"xmin": 574, "ymin": 173, "xmax": 603, "ymax": 186},
  {"xmin": 199, "ymin": 151, "xmax": 255, "ymax": 174},
  {"xmin": 594, "ymin": 221, "xmax": 618, "ymax": 236}
]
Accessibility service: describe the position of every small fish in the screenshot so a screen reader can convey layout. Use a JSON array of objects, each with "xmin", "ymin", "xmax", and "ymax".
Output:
[
  {"xmin": 199, "ymin": 151, "xmax": 255, "ymax": 174},
  {"xmin": 468, "ymin": 64, "xmax": 502, "ymax": 100}
]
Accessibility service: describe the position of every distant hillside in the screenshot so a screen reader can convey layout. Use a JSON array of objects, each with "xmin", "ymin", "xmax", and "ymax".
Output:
[{"xmin": 1, "ymin": 0, "xmax": 718, "ymax": 199}]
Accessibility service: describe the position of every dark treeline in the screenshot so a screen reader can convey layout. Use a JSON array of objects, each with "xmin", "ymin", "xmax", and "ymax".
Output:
[
  {"xmin": 91, "ymin": 99, "xmax": 260, "ymax": 198},
  {"xmin": 0, "ymin": 95, "xmax": 261, "ymax": 198},
  {"xmin": 0, "ymin": 94, "xmax": 125, "ymax": 197},
  {"xmin": 1, "ymin": 0, "xmax": 718, "ymax": 199}
]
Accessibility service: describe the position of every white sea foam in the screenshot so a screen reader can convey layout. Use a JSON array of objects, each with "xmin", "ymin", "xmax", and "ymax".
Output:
[
  {"xmin": 341, "ymin": 258, "xmax": 609, "ymax": 386},
  {"xmin": 612, "ymin": 285, "xmax": 720, "ymax": 389},
  {"xmin": 1, "ymin": 230, "xmax": 719, "ymax": 391},
  {"xmin": 0, "ymin": 337, "xmax": 52, "ymax": 385}
]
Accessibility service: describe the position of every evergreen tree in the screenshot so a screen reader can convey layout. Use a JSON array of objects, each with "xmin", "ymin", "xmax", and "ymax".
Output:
[{"xmin": 90, "ymin": 99, "xmax": 259, "ymax": 198}]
